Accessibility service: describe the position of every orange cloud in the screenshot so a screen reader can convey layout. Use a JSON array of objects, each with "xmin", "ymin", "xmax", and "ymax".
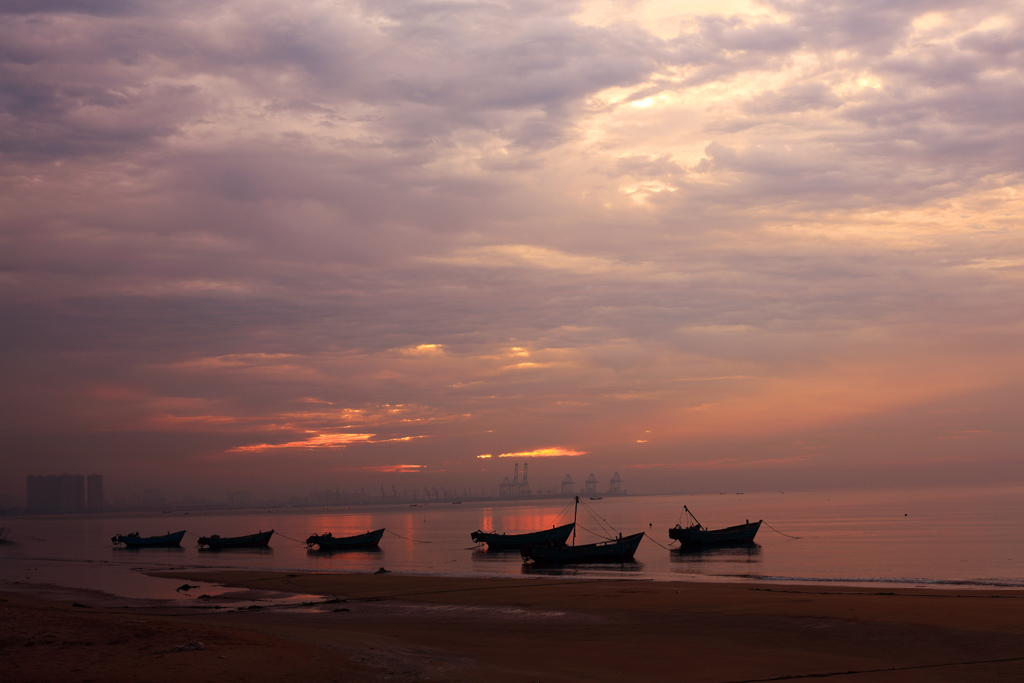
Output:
[
  {"xmin": 362, "ymin": 464, "xmax": 426, "ymax": 472},
  {"xmin": 497, "ymin": 447, "xmax": 586, "ymax": 458},
  {"xmin": 229, "ymin": 432, "xmax": 375, "ymax": 452}
]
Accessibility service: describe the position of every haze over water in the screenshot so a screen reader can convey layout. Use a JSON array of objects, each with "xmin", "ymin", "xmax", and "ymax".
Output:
[{"xmin": 3, "ymin": 485, "xmax": 1023, "ymax": 602}]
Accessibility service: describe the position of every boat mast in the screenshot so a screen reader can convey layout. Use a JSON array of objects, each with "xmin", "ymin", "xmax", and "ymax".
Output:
[
  {"xmin": 684, "ymin": 505, "xmax": 703, "ymax": 531},
  {"xmin": 572, "ymin": 496, "xmax": 578, "ymax": 546}
]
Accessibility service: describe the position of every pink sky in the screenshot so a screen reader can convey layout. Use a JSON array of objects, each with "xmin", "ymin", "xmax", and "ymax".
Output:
[{"xmin": 2, "ymin": 1, "xmax": 1023, "ymax": 503}]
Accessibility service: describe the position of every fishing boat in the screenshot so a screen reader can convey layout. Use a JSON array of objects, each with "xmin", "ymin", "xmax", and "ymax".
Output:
[
  {"xmin": 111, "ymin": 530, "xmax": 186, "ymax": 548},
  {"xmin": 471, "ymin": 522, "xmax": 575, "ymax": 550},
  {"xmin": 522, "ymin": 532, "xmax": 644, "ymax": 563},
  {"xmin": 669, "ymin": 506, "xmax": 761, "ymax": 547},
  {"xmin": 197, "ymin": 529, "xmax": 274, "ymax": 548},
  {"xmin": 520, "ymin": 497, "xmax": 643, "ymax": 563},
  {"xmin": 306, "ymin": 528, "xmax": 385, "ymax": 550}
]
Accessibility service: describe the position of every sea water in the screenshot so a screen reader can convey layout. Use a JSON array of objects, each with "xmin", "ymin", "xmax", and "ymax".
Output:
[{"xmin": 2, "ymin": 484, "xmax": 1022, "ymax": 601}]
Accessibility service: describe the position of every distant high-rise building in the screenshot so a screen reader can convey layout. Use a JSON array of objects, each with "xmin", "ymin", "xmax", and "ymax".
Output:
[
  {"xmin": 27, "ymin": 474, "xmax": 86, "ymax": 513},
  {"xmin": 87, "ymin": 474, "xmax": 103, "ymax": 512}
]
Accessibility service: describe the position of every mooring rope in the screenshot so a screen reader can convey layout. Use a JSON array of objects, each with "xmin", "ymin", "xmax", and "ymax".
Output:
[
  {"xmin": 762, "ymin": 520, "xmax": 800, "ymax": 539},
  {"xmin": 274, "ymin": 532, "xmax": 308, "ymax": 545},
  {"xmin": 552, "ymin": 498, "xmax": 577, "ymax": 527},
  {"xmin": 578, "ymin": 499, "xmax": 619, "ymax": 536},
  {"xmin": 574, "ymin": 523, "xmax": 614, "ymax": 541},
  {"xmin": 643, "ymin": 533, "xmax": 676, "ymax": 550},
  {"xmin": 8, "ymin": 530, "xmax": 46, "ymax": 542},
  {"xmin": 385, "ymin": 529, "xmax": 431, "ymax": 543}
]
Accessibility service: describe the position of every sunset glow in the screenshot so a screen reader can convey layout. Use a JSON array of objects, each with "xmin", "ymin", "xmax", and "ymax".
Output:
[
  {"xmin": 498, "ymin": 448, "xmax": 587, "ymax": 458},
  {"xmin": 229, "ymin": 434, "xmax": 376, "ymax": 453},
  {"xmin": 3, "ymin": 0, "xmax": 1024, "ymax": 502}
]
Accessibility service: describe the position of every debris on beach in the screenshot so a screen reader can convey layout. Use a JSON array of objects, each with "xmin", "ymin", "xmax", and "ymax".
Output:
[
  {"xmin": 169, "ymin": 641, "xmax": 205, "ymax": 652},
  {"xmin": 374, "ymin": 567, "xmax": 390, "ymax": 574},
  {"xmin": 176, "ymin": 584, "xmax": 197, "ymax": 592}
]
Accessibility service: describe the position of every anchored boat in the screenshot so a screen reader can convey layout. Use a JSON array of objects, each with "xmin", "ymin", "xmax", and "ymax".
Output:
[
  {"xmin": 669, "ymin": 506, "xmax": 761, "ymax": 547},
  {"xmin": 306, "ymin": 528, "xmax": 385, "ymax": 550},
  {"xmin": 111, "ymin": 530, "xmax": 186, "ymax": 548},
  {"xmin": 521, "ymin": 497, "xmax": 643, "ymax": 563},
  {"xmin": 471, "ymin": 522, "xmax": 575, "ymax": 551},
  {"xmin": 197, "ymin": 529, "xmax": 274, "ymax": 549}
]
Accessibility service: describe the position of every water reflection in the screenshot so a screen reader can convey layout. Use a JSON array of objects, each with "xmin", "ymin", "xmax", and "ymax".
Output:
[
  {"xmin": 475, "ymin": 508, "xmax": 573, "ymax": 535},
  {"xmin": 306, "ymin": 546, "xmax": 382, "ymax": 556},
  {"xmin": 304, "ymin": 513, "xmax": 377, "ymax": 536},
  {"xmin": 111, "ymin": 546, "xmax": 184, "ymax": 554},
  {"xmin": 670, "ymin": 544, "xmax": 762, "ymax": 564},
  {"xmin": 469, "ymin": 548, "xmax": 527, "ymax": 571},
  {"xmin": 521, "ymin": 560, "xmax": 644, "ymax": 577},
  {"xmin": 470, "ymin": 546, "xmax": 523, "ymax": 558},
  {"xmin": 197, "ymin": 547, "xmax": 274, "ymax": 555}
]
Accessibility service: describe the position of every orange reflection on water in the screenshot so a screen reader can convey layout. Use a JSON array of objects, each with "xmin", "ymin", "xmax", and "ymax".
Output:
[
  {"xmin": 305, "ymin": 513, "xmax": 377, "ymax": 535},
  {"xmin": 476, "ymin": 507, "xmax": 570, "ymax": 533}
]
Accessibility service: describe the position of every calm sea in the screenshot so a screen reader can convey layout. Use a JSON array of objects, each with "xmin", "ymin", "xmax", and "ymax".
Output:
[{"xmin": 2, "ymin": 484, "xmax": 1023, "ymax": 602}]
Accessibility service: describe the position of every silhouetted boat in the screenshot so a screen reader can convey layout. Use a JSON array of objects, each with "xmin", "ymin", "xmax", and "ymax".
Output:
[
  {"xmin": 471, "ymin": 522, "xmax": 575, "ymax": 550},
  {"xmin": 306, "ymin": 528, "xmax": 385, "ymax": 550},
  {"xmin": 669, "ymin": 505, "xmax": 761, "ymax": 547},
  {"xmin": 197, "ymin": 529, "xmax": 273, "ymax": 548},
  {"xmin": 522, "ymin": 532, "xmax": 644, "ymax": 563},
  {"xmin": 520, "ymin": 497, "xmax": 643, "ymax": 563},
  {"xmin": 111, "ymin": 530, "xmax": 186, "ymax": 548}
]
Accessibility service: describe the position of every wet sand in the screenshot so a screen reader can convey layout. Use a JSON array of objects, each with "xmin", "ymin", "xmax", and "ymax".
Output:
[{"xmin": 4, "ymin": 571, "xmax": 1024, "ymax": 682}]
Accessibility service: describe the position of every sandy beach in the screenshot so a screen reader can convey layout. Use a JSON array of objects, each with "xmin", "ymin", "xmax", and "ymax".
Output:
[{"xmin": 4, "ymin": 571, "xmax": 1024, "ymax": 682}]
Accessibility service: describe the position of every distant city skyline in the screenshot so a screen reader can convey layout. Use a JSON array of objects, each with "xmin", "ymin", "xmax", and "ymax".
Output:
[{"xmin": 3, "ymin": 1, "xmax": 1023, "ymax": 502}]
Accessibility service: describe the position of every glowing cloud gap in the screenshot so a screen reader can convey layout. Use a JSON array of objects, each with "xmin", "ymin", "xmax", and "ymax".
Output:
[
  {"xmin": 362, "ymin": 464, "xmax": 426, "ymax": 473},
  {"xmin": 229, "ymin": 433, "xmax": 375, "ymax": 452},
  {"xmin": 497, "ymin": 448, "xmax": 586, "ymax": 458}
]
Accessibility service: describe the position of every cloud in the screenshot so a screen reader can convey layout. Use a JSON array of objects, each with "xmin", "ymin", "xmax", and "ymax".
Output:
[
  {"xmin": 498, "ymin": 447, "xmax": 587, "ymax": 458},
  {"xmin": 2, "ymin": 0, "xmax": 1024, "ymax": 498},
  {"xmin": 228, "ymin": 432, "xmax": 375, "ymax": 453}
]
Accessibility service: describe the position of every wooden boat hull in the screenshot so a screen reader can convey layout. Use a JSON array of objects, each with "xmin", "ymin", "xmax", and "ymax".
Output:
[
  {"xmin": 471, "ymin": 522, "xmax": 575, "ymax": 550},
  {"xmin": 198, "ymin": 530, "xmax": 274, "ymax": 548},
  {"xmin": 522, "ymin": 532, "xmax": 644, "ymax": 563},
  {"xmin": 112, "ymin": 530, "xmax": 186, "ymax": 548},
  {"xmin": 669, "ymin": 520, "xmax": 761, "ymax": 546},
  {"xmin": 306, "ymin": 528, "xmax": 385, "ymax": 550}
]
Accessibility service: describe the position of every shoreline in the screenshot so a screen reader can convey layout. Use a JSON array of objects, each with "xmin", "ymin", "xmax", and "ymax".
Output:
[{"xmin": 5, "ymin": 570, "xmax": 1024, "ymax": 682}]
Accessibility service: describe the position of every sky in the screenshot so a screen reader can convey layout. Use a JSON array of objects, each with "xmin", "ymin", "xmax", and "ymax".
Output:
[{"xmin": 2, "ymin": 0, "xmax": 1023, "ymax": 503}]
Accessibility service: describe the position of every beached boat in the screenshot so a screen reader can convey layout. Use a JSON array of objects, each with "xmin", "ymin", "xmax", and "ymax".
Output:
[
  {"xmin": 520, "ymin": 497, "xmax": 643, "ymax": 563},
  {"xmin": 197, "ymin": 529, "xmax": 273, "ymax": 548},
  {"xmin": 111, "ymin": 530, "xmax": 186, "ymax": 548},
  {"xmin": 669, "ymin": 506, "xmax": 761, "ymax": 547},
  {"xmin": 306, "ymin": 528, "xmax": 385, "ymax": 550},
  {"xmin": 471, "ymin": 522, "xmax": 575, "ymax": 550}
]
